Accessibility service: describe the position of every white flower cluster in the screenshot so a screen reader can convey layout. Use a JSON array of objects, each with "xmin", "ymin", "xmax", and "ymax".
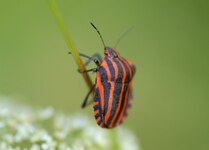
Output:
[{"xmin": 0, "ymin": 98, "xmax": 140, "ymax": 150}]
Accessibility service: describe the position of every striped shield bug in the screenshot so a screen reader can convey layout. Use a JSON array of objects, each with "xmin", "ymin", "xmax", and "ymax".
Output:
[{"xmin": 69, "ymin": 23, "xmax": 136, "ymax": 128}]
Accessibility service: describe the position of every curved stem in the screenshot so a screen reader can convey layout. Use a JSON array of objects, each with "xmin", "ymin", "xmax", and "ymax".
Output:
[{"xmin": 48, "ymin": 0, "xmax": 93, "ymax": 90}]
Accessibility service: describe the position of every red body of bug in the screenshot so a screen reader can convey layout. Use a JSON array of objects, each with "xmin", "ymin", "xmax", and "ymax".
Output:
[
  {"xmin": 93, "ymin": 47, "xmax": 136, "ymax": 128},
  {"xmin": 73, "ymin": 23, "xmax": 136, "ymax": 128}
]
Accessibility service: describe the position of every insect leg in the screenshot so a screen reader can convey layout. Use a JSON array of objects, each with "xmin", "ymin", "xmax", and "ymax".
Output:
[
  {"xmin": 81, "ymin": 84, "xmax": 95, "ymax": 108},
  {"xmin": 78, "ymin": 68, "xmax": 97, "ymax": 73},
  {"xmin": 84, "ymin": 53, "xmax": 102, "ymax": 66},
  {"xmin": 68, "ymin": 52, "xmax": 101, "ymax": 66}
]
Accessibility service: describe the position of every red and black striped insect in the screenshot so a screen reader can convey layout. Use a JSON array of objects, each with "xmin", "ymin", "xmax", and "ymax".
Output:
[{"xmin": 69, "ymin": 23, "xmax": 136, "ymax": 128}]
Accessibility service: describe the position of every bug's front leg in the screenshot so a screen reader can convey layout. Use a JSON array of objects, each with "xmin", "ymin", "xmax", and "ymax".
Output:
[
  {"xmin": 68, "ymin": 52, "xmax": 102, "ymax": 66},
  {"xmin": 84, "ymin": 53, "xmax": 102, "ymax": 67},
  {"xmin": 78, "ymin": 68, "xmax": 98, "ymax": 73}
]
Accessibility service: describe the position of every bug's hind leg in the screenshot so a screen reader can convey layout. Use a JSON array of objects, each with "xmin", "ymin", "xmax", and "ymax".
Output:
[{"xmin": 81, "ymin": 84, "xmax": 95, "ymax": 108}]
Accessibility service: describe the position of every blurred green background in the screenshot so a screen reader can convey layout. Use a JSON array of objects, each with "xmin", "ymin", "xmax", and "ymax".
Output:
[{"xmin": 0, "ymin": 0, "xmax": 209, "ymax": 150}]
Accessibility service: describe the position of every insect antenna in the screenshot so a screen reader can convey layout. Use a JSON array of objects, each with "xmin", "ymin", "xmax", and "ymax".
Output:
[
  {"xmin": 114, "ymin": 26, "xmax": 134, "ymax": 49},
  {"xmin": 90, "ymin": 22, "xmax": 106, "ymax": 49}
]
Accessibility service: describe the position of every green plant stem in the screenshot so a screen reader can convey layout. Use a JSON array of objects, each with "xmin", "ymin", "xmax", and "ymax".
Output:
[{"xmin": 48, "ymin": 0, "xmax": 93, "ymax": 90}]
